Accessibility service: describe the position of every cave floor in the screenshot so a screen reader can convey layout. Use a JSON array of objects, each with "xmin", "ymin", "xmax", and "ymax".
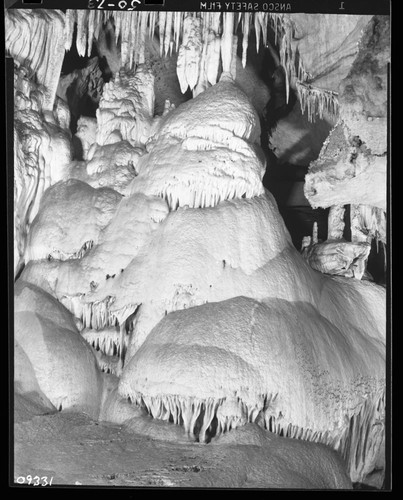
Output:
[
  {"xmin": 15, "ymin": 391, "xmax": 387, "ymax": 490},
  {"xmin": 13, "ymin": 395, "xmax": 356, "ymax": 491},
  {"xmin": 14, "ymin": 410, "xmax": 242, "ymax": 489}
]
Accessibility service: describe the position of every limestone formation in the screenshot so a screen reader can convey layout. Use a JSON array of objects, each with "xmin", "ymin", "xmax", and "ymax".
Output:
[{"xmin": 8, "ymin": 7, "xmax": 389, "ymax": 490}]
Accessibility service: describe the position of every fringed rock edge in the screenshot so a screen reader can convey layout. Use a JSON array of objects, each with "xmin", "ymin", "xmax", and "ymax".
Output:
[{"xmin": 120, "ymin": 389, "xmax": 385, "ymax": 483}]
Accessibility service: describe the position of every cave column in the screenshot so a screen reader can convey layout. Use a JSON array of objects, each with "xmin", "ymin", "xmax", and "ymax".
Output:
[
  {"xmin": 327, "ymin": 205, "xmax": 345, "ymax": 241},
  {"xmin": 350, "ymin": 204, "xmax": 372, "ymax": 244},
  {"xmin": 350, "ymin": 204, "xmax": 372, "ymax": 279}
]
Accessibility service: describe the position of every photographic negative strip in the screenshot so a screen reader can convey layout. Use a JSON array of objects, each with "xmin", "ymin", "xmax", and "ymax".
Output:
[{"xmin": 5, "ymin": 0, "xmax": 391, "ymax": 490}]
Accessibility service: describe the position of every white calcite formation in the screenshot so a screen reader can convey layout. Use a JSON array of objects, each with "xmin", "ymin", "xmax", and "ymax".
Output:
[
  {"xmin": 119, "ymin": 296, "xmax": 384, "ymax": 483},
  {"xmin": 14, "ymin": 281, "xmax": 104, "ymax": 419},
  {"xmin": 304, "ymin": 17, "xmax": 388, "ymax": 228},
  {"xmin": 82, "ymin": 141, "xmax": 144, "ymax": 194},
  {"xmin": 286, "ymin": 14, "xmax": 371, "ymax": 93},
  {"xmin": 13, "ymin": 66, "xmax": 73, "ymax": 277},
  {"xmin": 74, "ymin": 116, "xmax": 97, "ymax": 160},
  {"xmin": 10, "ymin": 8, "xmax": 388, "ymax": 489},
  {"xmin": 269, "ymin": 14, "xmax": 374, "ymax": 168},
  {"xmin": 130, "ymin": 77, "xmax": 265, "ymax": 210},
  {"xmin": 20, "ymin": 75, "xmax": 386, "ymax": 486},
  {"xmin": 302, "ymin": 16, "xmax": 389, "ymax": 280},
  {"xmin": 211, "ymin": 424, "xmax": 352, "ymax": 489},
  {"xmin": 301, "ymin": 239, "xmax": 371, "ymax": 280},
  {"xmin": 176, "ymin": 15, "xmax": 203, "ymax": 94},
  {"xmin": 14, "ymin": 339, "xmax": 57, "ymax": 413},
  {"xmin": 305, "ymin": 122, "xmax": 387, "ymax": 212},
  {"xmin": 96, "ymin": 66, "xmax": 155, "ymax": 147},
  {"xmin": 25, "ymin": 179, "xmax": 122, "ymax": 263},
  {"xmin": 271, "ymin": 14, "xmax": 371, "ymax": 116},
  {"xmin": 67, "ymin": 10, "xmax": 275, "ymax": 96},
  {"xmin": 5, "ymin": 9, "xmax": 66, "ymax": 111}
]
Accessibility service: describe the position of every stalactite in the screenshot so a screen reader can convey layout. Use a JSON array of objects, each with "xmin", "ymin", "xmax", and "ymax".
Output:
[
  {"xmin": 220, "ymin": 12, "xmax": 234, "ymax": 75},
  {"xmin": 350, "ymin": 205, "xmax": 386, "ymax": 248},
  {"xmin": 137, "ymin": 12, "xmax": 145, "ymax": 65},
  {"xmin": 241, "ymin": 13, "xmax": 251, "ymax": 68},
  {"xmin": 62, "ymin": 10, "xmax": 302, "ymax": 96},
  {"xmin": 93, "ymin": 9, "xmax": 103, "ymax": 42},
  {"xmin": 81, "ymin": 325, "xmax": 128, "ymax": 359},
  {"xmin": 148, "ymin": 10, "xmax": 155, "ymax": 40},
  {"xmin": 76, "ymin": 10, "xmax": 88, "ymax": 57},
  {"xmin": 176, "ymin": 15, "xmax": 202, "ymax": 93},
  {"xmin": 159, "ymin": 11, "xmax": 167, "ymax": 57},
  {"xmin": 65, "ymin": 9, "xmax": 76, "ymax": 51},
  {"xmin": 252, "ymin": 12, "xmax": 259, "ymax": 55},
  {"xmin": 87, "ymin": 9, "xmax": 95, "ymax": 57},
  {"xmin": 114, "ymin": 10, "xmax": 122, "ymax": 43},
  {"xmin": 164, "ymin": 12, "xmax": 173, "ymax": 57},
  {"xmin": 153, "ymin": 173, "xmax": 263, "ymax": 211},
  {"xmin": 296, "ymin": 80, "xmax": 339, "ymax": 122},
  {"xmin": 120, "ymin": 384, "xmax": 384, "ymax": 482},
  {"xmin": 257, "ymin": 12, "xmax": 268, "ymax": 47},
  {"xmin": 205, "ymin": 13, "xmax": 221, "ymax": 86},
  {"xmin": 60, "ymin": 293, "xmax": 139, "ymax": 333}
]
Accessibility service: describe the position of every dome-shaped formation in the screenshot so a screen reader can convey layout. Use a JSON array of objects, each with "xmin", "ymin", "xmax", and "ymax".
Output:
[
  {"xmin": 15, "ymin": 281, "xmax": 104, "ymax": 418},
  {"xmin": 25, "ymin": 179, "xmax": 122, "ymax": 262},
  {"xmin": 119, "ymin": 296, "xmax": 385, "ymax": 483},
  {"xmin": 130, "ymin": 78, "xmax": 265, "ymax": 210}
]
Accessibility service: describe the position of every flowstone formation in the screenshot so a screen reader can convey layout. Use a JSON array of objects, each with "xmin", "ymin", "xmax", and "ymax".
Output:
[{"xmin": 8, "ymin": 8, "xmax": 388, "ymax": 490}]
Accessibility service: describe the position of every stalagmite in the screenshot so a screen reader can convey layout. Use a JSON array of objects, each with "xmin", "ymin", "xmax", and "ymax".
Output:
[
  {"xmin": 74, "ymin": 117, "xmax": 97, "ymax": 161},
  {"xmin": 95, "ymin": 66, "xmax": 155, "ymax": 147},
  {"xmin": 130, "ymin": 79, "xmax": 265, "ymax": 210}
]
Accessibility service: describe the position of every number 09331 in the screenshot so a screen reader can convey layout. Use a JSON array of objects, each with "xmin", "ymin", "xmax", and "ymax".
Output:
[{"xmin": 16, "ymin": 475, "xmax": 54, "ymax": 486}]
